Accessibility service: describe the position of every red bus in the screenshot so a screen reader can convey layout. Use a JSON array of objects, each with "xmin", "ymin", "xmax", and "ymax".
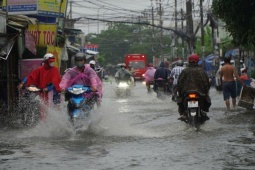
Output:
[{"xmin": 124, "ymin": 54, "xmax": 147, "ymax": 80}]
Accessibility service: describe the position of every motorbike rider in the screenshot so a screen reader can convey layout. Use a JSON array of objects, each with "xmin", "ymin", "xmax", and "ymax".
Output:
[
  {"xmin": 128, "ymin": 65, "xmax": 136, "ymax": 86},
  {"xmin": 144, "ymin": 63, "xmax": 156, "ymax": 92},
  {"xmin": 26, "ymin": 53, "xmax": 62, "ymax": 119},
  {"xmin": 170, "ymin": 60, "xmax": 185, "ymax": 101},
  {"xmin": 153, "ymin": 61, "xmax": 171, "ymax": 93},
  {"xmin": 60, "ymin": 52, "xmax": 103, "ymax": 107},
  {"xmin": 114, "ymin": 63, "xmax": 133, "ymax": 85},
  {"xmin": 177, "ymin": 54, "xmax": 211, "ymax": 121},
  {"xmin": 89, "ymin": 60, "xmax": 103, "ymax": 80}
]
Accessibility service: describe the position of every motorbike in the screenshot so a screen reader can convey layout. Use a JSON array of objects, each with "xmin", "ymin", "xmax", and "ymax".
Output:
[
  {"xmin": 115, "ymin": 80, "xmax": 132, "ymax": 96},
  {"xmin": 19, "ymin": 86, "xmax": 42, "ymax": 126},
  {"xmin": 183, "ymin": 90, "xmax": 208, "ymax": 127},
  {"xmin": 154, "ymin": 78, "xmax": 170, "ymax": 99},
  {"xmin": 147, "ymin": 81, "xmax": 154, "ymax": 93},
  {"xmin": 67, "ymin": 84, "xmax": 94, "ymax": 129}
]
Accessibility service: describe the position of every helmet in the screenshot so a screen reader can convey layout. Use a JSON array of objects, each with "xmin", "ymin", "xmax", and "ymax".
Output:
[
  {"xmin": 120, "ymin": 63, "xmax": 126, "ymax": 68},
  {"xmin": 164, "ymin": 61, "xmax": 169, "ymax": 68},
  {"xmin": 188, "ymin": 54, "xmax": 200, "ymax": 63},
  {"xmin": 43, "ymin": 53, "xmax": 55, "ymax": 61},
  {"xmin": 74, "ymin": 52, "xmax": 85, "ymax": 60},
  {"xmin": 148, "ymin": 63, "xmax": 153, "ymax": 67},
  {"xmin": 177, "ymin": 60, "xmax": 183, "ymax": 66},
  {"xmin": 89, "ymin": 60, "xmax": 96, "ymax": 65}
]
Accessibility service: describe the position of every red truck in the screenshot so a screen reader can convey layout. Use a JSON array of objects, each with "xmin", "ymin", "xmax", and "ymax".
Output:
[{"xmin": 124, "ymin": 54, "xmax": 147, "ymax": 80}]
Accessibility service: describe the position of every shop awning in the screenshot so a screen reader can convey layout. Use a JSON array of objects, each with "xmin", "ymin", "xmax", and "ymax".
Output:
[{"xmin": 0, "ymin": 33, "xmax": 18, "ymax": 60}]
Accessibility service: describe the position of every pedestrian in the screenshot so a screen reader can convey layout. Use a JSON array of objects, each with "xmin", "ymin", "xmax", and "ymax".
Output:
[{"xmin": 220, "ymin": 56, "xmax": 245, "ymax": 111}]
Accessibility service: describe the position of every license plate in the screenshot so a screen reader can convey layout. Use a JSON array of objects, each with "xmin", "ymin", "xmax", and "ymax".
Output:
[{"xmin": 188, "ymin": 101, "xmax": 198, "ymax": 108}]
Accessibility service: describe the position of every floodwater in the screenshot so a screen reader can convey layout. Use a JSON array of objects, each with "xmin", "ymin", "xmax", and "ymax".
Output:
[{"xmin": 1, "ymin": 80, "xmax": 255, "ymax": 170}]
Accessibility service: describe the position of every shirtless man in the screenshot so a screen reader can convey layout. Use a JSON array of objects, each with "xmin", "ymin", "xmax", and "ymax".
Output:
[{"xmin": 220, "ymin": 56, "xmax": 245, "ymax": 111}]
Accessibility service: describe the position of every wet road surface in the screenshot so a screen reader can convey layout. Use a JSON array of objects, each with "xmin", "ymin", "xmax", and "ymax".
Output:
[{"xmin": 0, "ymin": 80, "xmax": 255, "ymax": 170}]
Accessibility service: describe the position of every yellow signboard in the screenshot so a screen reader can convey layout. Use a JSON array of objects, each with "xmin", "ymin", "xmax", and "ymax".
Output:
[
  {"xmin": 47, "ymin": 45, "xmax": 62, "ymax": 68},
  {"xmin": 37, "ymin": 0, "xmax": 67, "ymax": 17},
  {"xmin": 28, "ymin": 24, "xmax": 56, "ymax": 47},
  {"xmin": 2, "ymin": 0, "xmax": 67, "ymax": 17}
]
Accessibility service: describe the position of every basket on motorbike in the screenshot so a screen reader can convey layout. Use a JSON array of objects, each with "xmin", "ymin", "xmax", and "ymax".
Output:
[{"xmin": 238, "ymin": 85, "xmax": 255, "ymax": 110}]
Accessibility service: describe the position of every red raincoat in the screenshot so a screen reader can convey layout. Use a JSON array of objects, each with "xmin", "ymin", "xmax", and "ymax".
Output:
[{"xmin": 26, "ymin": 64, "xmax": 61, "ymax": 120}]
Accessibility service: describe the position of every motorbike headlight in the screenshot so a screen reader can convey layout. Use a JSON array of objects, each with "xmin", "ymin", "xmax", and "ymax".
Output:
[{"xmin": 118, "ymin": 82, "xmax": 129, "ymax": 88}]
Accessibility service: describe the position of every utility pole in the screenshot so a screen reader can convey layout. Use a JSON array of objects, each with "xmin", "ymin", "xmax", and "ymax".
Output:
[
  {"xmin": 200, "ymin": 0, "xmax": 205, "ymax": 59},
  {"xmin": 175, "ymin": 0, "xmax": 178, "ymax": 58},
  {"xmin": 70, "ymin": 0, "xmax": 72, "ymax": 19},
  {"xmin": 151, "ymin": 0, "xmax": 155, "ymax": 36},
  {"xmin": 186, "ymin": 0, "xmax": 194, "ymax": 54},
  {"xmin": 181, "ymin": 8, "xmax": 185, "ymax": 58},
  {"xmin": 159, "ymin": 0, "xmax": 163, "ymax": 61},
  {"xmin": 151, "ymin": 0, "xmax": 155, "ymax": 66}
]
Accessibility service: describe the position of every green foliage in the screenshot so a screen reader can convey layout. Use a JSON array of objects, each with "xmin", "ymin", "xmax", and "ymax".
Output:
[
  {"xmin": 87, "ymin": 23, "xmax": 173, "ymax": 66},
  {"xmin": 212, "ymin": 0, "xmax": 255, "ymax": 47},
  {"xmin": 195, "ymin": 26, "xmax": 214, "ymax": 56}
]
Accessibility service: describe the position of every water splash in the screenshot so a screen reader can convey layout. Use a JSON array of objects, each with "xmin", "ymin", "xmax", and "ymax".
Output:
[{"xmin": 18, "ymin": 103, "xmax": 74, "ymax": 139}]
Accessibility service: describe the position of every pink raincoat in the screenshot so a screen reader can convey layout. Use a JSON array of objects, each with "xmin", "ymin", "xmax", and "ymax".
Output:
[
  {"xmin": 144, "ymin": 67, "xmax": 156, "ymax": 84},
  {"xmin": 60, "ymin": 64, "xmax": 103, "ymax": 102}
]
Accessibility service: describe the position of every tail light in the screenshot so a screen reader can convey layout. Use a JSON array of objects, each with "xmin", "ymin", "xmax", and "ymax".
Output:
[{"xmin": 188, "ymin": 93, "xmax": 197, "ymax": 98}]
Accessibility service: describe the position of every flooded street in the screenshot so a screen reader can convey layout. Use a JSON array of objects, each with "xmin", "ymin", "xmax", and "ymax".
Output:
[{"xmin": 1, "ymin": 80, "xmax": 255, "ymax": 170}]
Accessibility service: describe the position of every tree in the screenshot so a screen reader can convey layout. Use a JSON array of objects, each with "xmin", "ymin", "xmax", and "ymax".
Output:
[
  {"xmin": 212, "ymin": 0, "xmax": 255, "ymax": 47},
  {"xmin": 195, "ymin": 26, "xmax": 214, "ymax": 57},
  {"xmin": 88, "ymin": 23, "xmax": 173, "ymax": 66}
]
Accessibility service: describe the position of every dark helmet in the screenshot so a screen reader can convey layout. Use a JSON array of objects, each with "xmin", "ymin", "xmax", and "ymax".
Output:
[
  {"xmin": 74, "ymin": 52, "xmax": 86, "ymax": 60},
  {"xmin": 188, "ymin": 54, "xmax": 200, "ymax": 63},
  {"xmin": 176, "ymin": 60, "xmax": 184, "ymax": 66},
  {"xmin": 147, "ymin": 63, "xmax": 153, "ymax": 67}
]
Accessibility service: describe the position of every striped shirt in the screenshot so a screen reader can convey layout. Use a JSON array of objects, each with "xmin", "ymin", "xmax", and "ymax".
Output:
[{"xmin": 170, "ymin": 66, "xmax": 185, "ymax": 85}]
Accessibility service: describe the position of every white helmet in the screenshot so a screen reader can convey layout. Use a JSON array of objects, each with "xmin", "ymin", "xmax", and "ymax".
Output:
[
  {"xmin": 89, "ymin": 60, "xmax": 96, "ymax": 65},
  {"xmin": 43, "ymin": 53, "xmax": 54, "ymax": 61}
]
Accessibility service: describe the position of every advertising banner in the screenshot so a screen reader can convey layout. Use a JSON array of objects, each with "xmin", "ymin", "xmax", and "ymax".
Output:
[
  {"xmin": 47, "ymin": 45, "xmax": 62, "ymax": 68},
  {"xmin": 2, "ymin": 0, "xmax": 37, "ymax": 15},
  {"xmin": 37, "ymin": 0, "xmax": 67, "ymax": 17},
  {"xmin": 20, "ymin": 58, "xmax": 44, "ymax": 80},
  {"xmin": 2, "ymin": 0, "xmax": 67, "ymax": 17},
  {"xmin": 28, "ymin": 24, "xmax": 56, "ymax": 47},
  {"xmin": 85, "ymin": 44, "xmax": 98, "ymax": 51}
]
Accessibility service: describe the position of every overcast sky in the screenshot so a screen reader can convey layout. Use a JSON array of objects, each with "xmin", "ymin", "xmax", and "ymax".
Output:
[{"xmin": 68, "ymin": 0, "xmax": 212, "ymax": 34}]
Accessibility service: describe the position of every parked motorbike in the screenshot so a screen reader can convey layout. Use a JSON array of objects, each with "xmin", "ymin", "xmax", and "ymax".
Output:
[
  {"xmin": 19, "ymin": 86, "xmax": 42, "ymax": 126},
  {"xmin": 183, "ymin": 90, "xmax": 208, "ymax": 127},
  {"xmin": 67, "ymin": 85, "xmax": 94, "ymax": 129}
]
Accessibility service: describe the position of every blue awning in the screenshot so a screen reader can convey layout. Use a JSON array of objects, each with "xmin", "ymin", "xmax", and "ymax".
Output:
[{"xmin": 225, "ymin": 48, "xmax": 239, "ymax": 58}]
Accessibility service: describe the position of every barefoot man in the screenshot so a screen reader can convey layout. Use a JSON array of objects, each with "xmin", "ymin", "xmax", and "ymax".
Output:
[{"xmin": 220, "ymin": 56, "xmax": 245, "ymax": 111}]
